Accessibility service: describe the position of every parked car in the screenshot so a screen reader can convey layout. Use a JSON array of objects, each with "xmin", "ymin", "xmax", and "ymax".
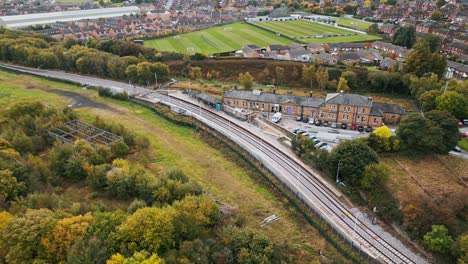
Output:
[
  {"xmin": 461, "ymin": 132, "xmax": 468, "ymax": 138},
  {"xmin": 316, "ymin": 142, "xmax": 328, "ymax": 148},
  {"xmin": 302, "ymin": 117, "xmax": 309, "ymax": 123},
  {"xmin": 271, "ymin": 112, "xmax": 282, "ymax": 123},
  {"xmin": 323, "ymin": 121, "xmax": 329, "ymax": 127},
  {"xmin": 315, "ymin": 120, "xmax": 322, "ymax": 126},
  {"xmin": 365, "ymin": 126, "xmax": 373, "ymax": 133},
  {"xmin": 453, "ymin": 146, "xmax": 462, "ymax": 152},
  {"xmin": 350, "ymin": 124, "xmax": 357, "ymax": 130},
  {"xmin": 302, "ymin": 132, "xmax": 311, "ymax": 137},
  {"xmin": 312, "ymin": 138, "xmax": 320, "ymax": 144},
  {"xmin": 296, "ymin": 116, "xmax": 302, "ymax": 122},
  {"xmin": 331, "ymin": 122, "xmax": 338, "ymax": 128},
  {"xmin": 357, "ymin": 126, "xmax": 364, "ymax": 132},
  {"xmin": 463, "ymin": 119, "xmax": 468, "ymax": 126},
  {"xmin": 341, "ymin": 123, "xmax": 347, "ymax": 129},
  {"xmin": 292, "ymin": 128, "xmax": 302, "ymax": 134},
  {"xmin": 298, "ymin": 131, "xmax": 307, "ymax": 135},
  {"xmin": 308, "ymin": 118, "xmax": 315, "ymax": 125},
  {"xmin": 458, "ymin": 121, "xmax": 463, "ymax": 127}
]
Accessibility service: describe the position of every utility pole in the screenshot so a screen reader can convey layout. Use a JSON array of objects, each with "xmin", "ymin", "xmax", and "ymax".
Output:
[
  {"xmin": 336, "ymin": 160, "xmax": 342, "ymax": 184},
  {"xmin": 154, "ymin": 72, "xmax": 158, "ymax": 89},
  {"xmin": 444, "ymin": 68, "xmax": 453, "ymax": 94}
]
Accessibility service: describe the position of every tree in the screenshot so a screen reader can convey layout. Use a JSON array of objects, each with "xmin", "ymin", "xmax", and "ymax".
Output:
[
  {"xmin": 337, "ymin": 77, "xmax": 350, "ymax": 93},
  {"xmin": 329, "ymin": 139, "xmax": 379, "ymax": 186},
  {"xmin": 0, "ymin": 169, "xmax": 24, "ymax": 204},
  {"xmin": 396, "ymin": 113, "xmax": 445, "ymax": 153},
  {"xmin": 404, "ymin": 41, "xmax": 447, "ymax": 78},
  {"xmin": 302, "ymin": 64, "xmax": 316, "ymax": 88},
  {"xmin": 275, "ymin": 66, "xmax": 285, "ymax": 85},
  {"xmin": 423, "ymin": 225, "xmax": 454, "ymax": 254},
  {"xmin": 238, "ymin": 72, "xmax": 254, "ymax": 90},
  {"xmin": 425, "ymin": 110, "xmax": 461, "ymax": 153},
  {"xmin": 456, "ymin": 233, "xmax": 468, "ymax": 263},
  {"xmin": 189, "ymin": 66, "xmax": 202, "ymax": 80},
  {"xmin": 436, "ymin": 0, "xmax": 445, "ymax": 8},
  {"xmin": 373, "ymin": 126, "xmax": 392, "ymax": 138},
  {"xmin": 115, "ymin": 206, "xmax": 178, "ymax": 254},
  {"xmin": 41, "ymin": 213, "xmax": 93, "ymax": 263},
  {"xmin": 392, "ymin": 26, "xmax": 416, "ymax": 49},
  {"xmin": 0, "ymin": 209, "xmax": 61, "ymax": 263},
  {"xmin": 360, "ymin": 163, "xmax": 389, "ymax": 190},
  {"xmin": 110, "ymin": 141, "xmax": 130, "ymax": 158},
  {"xmin": 431, "ymin": 10, "xmax": 442, "ymax": 21},
  {"xmin": 66, "ymin": 236, "xmax": 108, "ymax": 264},
  {"xmin": 126, "ymin": 64, "xmax": 138, "ymax": 83},
  {"xmin": 107, "ymin": 251, "xmax": 164, "ymax": 264},
  {"xmin": 409, "ymin": 73, "xmax": 442, "ymax": 99},
  {"xmin": 419, "ymin": 90, "xmax": 441, "ymax": 112},
  {"xmin": 421, "ymin": 34, "xmax": 442, "ymax": 53},
  {"xmin": 367, "ymin": 23, "xmax": 380, "ymax": 35},
  {"xmin": 435, "ymin": 91, "xmax": 468, "ymax": 120},
  {"xmin": 89, "ymin": 210, "xmax": 128, "ymax": 251},
  {"xmin": 316, "ymin": 66, "xmax": 329, "ymax": 90},
  {"xmin": 136, "ymin": 62, "xmax": 154, "ymax": 85}
]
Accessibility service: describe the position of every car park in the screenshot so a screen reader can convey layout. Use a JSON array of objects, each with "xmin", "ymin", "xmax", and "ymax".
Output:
[
  {"xmin": 357, "ymin": 126, "xmax": 364, "ymax": 132},
  {"xmin": 314, "ymin": 120, "xmax": 322, "ymax": 126},
  {"xmin": 323, "ymin": 121, "xmax": 329, "ymax": 127},
  {"xmin": 341, "ymin": 123, "xmax": 347, "ymax": 129}
]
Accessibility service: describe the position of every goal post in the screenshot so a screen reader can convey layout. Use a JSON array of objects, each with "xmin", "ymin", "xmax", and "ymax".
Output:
[{"xmin": 186, "ymin": 47, "xmax": 195, "ymax": 53}]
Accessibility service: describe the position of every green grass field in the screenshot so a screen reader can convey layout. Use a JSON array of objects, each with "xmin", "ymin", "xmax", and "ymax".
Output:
[
  {"xmin": 334, "ymin": 17, "xmax": 373, "ymax": 31},
  {"xmin": 144, "ymin": 22, "xmax": 292, "ymax": 54},
  {"xmin": 252, "ymin": 20, "xmax": 379, "ymax": 43}
]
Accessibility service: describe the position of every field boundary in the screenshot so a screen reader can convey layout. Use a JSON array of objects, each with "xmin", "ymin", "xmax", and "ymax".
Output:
[{"xmin": 245, "ymin": 21, "xmax": 304, "ymax": 43}]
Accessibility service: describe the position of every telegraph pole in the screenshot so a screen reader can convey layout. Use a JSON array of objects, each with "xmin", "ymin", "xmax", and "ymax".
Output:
[{"xmin": 336, "ymin": 160, "xmax": 342, "ymax": 184}]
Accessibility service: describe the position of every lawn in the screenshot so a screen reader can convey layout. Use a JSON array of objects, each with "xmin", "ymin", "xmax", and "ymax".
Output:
[
  {"xmin": 144, "ymin": 22, "xmax": 292, "ymax": 54},
  {"xmin": 334, "ymin": 17, "xmax": 373, "ymax": 31},
  {"xmin": 252, "ymin": 20, "xmax": 379, "ymax": 43},
  {"xmin": 459, "ymin": 137, "xmax": 468, "ymax": 151},
  {"xmin": 0, "ymin": 70, "xmax": 350, "ymax": 263}
]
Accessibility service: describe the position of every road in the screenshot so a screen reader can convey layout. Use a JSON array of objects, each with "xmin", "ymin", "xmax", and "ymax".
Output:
[{"xmin": 0, "ymin": 64, "xmax": 428, "ymax": 264}]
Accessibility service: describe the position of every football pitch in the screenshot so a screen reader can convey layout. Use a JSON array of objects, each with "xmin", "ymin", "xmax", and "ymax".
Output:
[
  {"xmin": 144, "ymin": 22, "xmax": 293, "ymax": 54},
  {"xmin": 334, "ymin": 17, "xmax": 373, "ymax": 31},
  {"xmin": 252, "ymin": 20, "xmax": 379, "ymax": 43}
]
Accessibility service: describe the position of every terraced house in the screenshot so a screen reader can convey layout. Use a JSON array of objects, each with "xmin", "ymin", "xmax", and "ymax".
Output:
[
  {"xmin": 318, "ymin": 93, "xmax": 406, "ymax": 126},
  {"xmin": 224, "ymin": 90, "xmax": 406, "ymax": 127}
]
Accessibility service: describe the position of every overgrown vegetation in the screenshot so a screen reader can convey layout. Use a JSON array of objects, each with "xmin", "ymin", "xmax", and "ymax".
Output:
[{"xmin": 0, "ymin": 102, "xmax": 294, "ymax": 263}]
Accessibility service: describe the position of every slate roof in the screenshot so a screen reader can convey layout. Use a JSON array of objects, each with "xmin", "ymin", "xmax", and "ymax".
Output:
[
  {"xmin": 372, "ymin": 102, "xmax": 406, "ymax": 115},
  {"xmin": 369, "ymin": 107, "xmax": 384, "ymax": 117},
  {"xmin": 224, "ymin": 90, "xmax": 323, "ymax": 108},
  {"xmin": 324, "ymin": 93, "xmax": 373, "ymax": 107}
]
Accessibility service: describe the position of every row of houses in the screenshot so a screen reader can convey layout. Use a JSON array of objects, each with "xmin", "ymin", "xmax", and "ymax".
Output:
[{"xmin": 223, "ymin": 90, "xmax": 407, "ymax": 127}]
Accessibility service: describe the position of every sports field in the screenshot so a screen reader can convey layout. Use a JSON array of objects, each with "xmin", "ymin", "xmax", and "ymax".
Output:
[
  {"xmin": 144, "ymin": 22, "xmax": 292, "ymax": 54},
  {"xmin": 252, "ymin": 20, "xmax": 379, "ymax": 43},
  {"xmin": 334, "ymin": 17, "xmax": 373, "ymax": 31}
]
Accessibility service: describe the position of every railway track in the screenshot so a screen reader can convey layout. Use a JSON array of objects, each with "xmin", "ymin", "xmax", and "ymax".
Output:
[
  {"xmin": 0, "ymin": 63, "xmax": 428, "ymax": 264},
  {"xmin": 150, "ymin": 93, "xmax": 421, "ymax": 264}
]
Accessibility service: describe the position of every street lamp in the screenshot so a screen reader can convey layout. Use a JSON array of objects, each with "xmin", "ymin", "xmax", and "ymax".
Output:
[{"xmin": 444, "ymin": 68, "xmax": 454, "ymax": 94}]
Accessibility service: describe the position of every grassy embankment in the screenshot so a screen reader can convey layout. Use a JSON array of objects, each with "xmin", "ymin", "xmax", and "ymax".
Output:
[{"xmin": 0, "ymin": 70, "xmax": 354, "ymax": 263}]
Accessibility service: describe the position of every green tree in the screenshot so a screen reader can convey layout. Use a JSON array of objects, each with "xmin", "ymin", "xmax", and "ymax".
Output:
[
  {"xmin": 435, "ymin": 91, "xmax": 468, "ymax": 120},
  {"xmin": 0, "ymin": 169, "xmax": 24, "ymax": 204},
  {"xmin": 431, "ymin": 10, "xmax": 442, "ymax": 21},
  {"xmin": 337, "ymin": 77, "xmax": 350, "ymax": 93},
  {"xmin": 302, "ymin": 64, "xmax": 316, "ymax": 88},
  {"xmin": 396, "ymin": 113, "xmax": 445, "ymax": 153},
  {"xmin": 136, "ymin": 62, "xmax": 154, "ymax": 85},
  {"xmin": 367, "ymin": 23, "xmax": 380, "ymax": 35},
  {"xmin": 404, "ymin": 41, "xmax": 447, "ymax": 78},
  {"xmin": 392, "ymin": 26, "xmax": 416, "ymax": 49},
  {"xmin": 409, "ymin": 73, "xmax": 442, "ymax": 99},
  {"xmin": 419, "ymin": 90, "xmax": 441, "ymax": 112},
  {"xmin": 425, "ymin": 110, "xmax": 461, "ymax": 153},
  {"xmin": 0, "ymin": 209, "xmax": 61, "ymax": 263},
  {"xmin": 275, "ymin": 66, "xmax": 285, "ymax": 85},
  {"xmin": 126, "ymin": 64, "xmax": 138, "ymax": 83},
  {"xmin": 89, "ymin": 210, "xmax": 128, "ymax": 251},
  {"xmin": 436, "ymin": 0, "xmax": 445, "ymax": 8},
  {"xmin": 316, "ymin": 66, "xmax": 329, "ymax": 90},
  {"xmin": 107, "ymin": 251, "xmax": 164, "ymax": 264},
  {"xmin": 189, "ymin": 66, "xmax": 202, "ymax": 80},
  {"xmin": 67, "ymin": 236, "xmax": 109, "ymax": 264},
  {"xmin": 115, "ymin": 207, "xmax": 178, "ymax": 254},
  {"xmin": 238, "ymin": 72, "xmax": 254, "ymax": 90},
  {"xmin": 360, "ymin": 163, "xmax": 389, "ymax": 190},
  {"xmin": 423, "ymin": 225, "xmax": 454, "ymax": 254},
  {"xmin": 330, "ymin": 139, "xmax": 379, "ymax": 186},
  {"xmin": 110, "ymin": 141, "xmax": 130, "ymax": 158},
  {"xmin": 421, "ymin": 34, "xmax": 442, "ymax": 53}
]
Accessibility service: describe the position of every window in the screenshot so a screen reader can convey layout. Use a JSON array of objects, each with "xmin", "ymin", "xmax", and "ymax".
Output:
[
  {"xmin": 320, "ymin": 113, "xmax": 324, "ymax": 118},
  {"xmin": 362, "ymin": 108, "xmax": 365, "ymax": 114},
  {"xmin": 373, "ymin": 118, "xmax": 378, "ymax": 124},
  {"xmin": 391, "ymin": 115, "xmax": 396, "ymax": 118},
  {"xmin": 333, "ymin": 105, "xmax": 336, "ymax": 111},
  {"xmin": 348, "ymin": 107, "xmax": 351, "ymax": 112},
  {"xmin": 261, "ymin": 104, "xmax": 264, "ymax": 108}
]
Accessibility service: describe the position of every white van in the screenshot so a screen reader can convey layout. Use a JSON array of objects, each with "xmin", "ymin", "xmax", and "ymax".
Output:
[{"xmin": 271, "ymin": 112, "xmax": 282, "ymax": 123}]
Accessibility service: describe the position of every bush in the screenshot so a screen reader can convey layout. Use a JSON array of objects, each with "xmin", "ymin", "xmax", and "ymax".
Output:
[{"xmin": 110, "ymin": 141, "xmax": 129, "ymax": 158}]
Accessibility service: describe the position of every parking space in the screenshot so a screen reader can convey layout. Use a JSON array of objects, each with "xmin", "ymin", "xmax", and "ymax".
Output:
[{"xmin": 276, "ymin": 115, "xmax": 373, "ymax": 148}]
